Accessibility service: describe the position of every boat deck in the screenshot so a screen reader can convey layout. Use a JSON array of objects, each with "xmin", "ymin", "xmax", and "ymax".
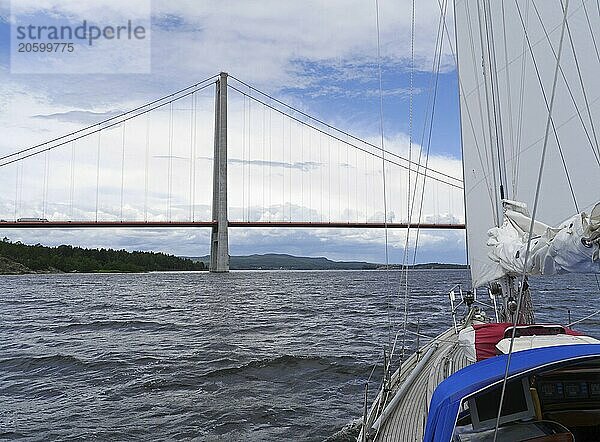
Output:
[{"xmin": 366, "ymin": 327, "xmax": 471, "ymax": 441}]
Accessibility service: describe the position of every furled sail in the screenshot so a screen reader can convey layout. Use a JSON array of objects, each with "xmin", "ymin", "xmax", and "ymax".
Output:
[
  {"xmin": 487, "ymin": 200, "xmax": 600, "ymax": 278},
  {"xmin": 454, "ymin": 0, "xmax": 600, "ymax": 287}
]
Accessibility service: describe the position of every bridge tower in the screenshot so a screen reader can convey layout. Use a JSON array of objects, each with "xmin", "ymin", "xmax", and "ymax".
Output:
[{"xmin": 210, "ymin": 72, "xmax": 229, "ymax": 272}]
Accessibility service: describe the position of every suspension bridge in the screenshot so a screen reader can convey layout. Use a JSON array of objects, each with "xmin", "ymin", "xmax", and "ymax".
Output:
[{"xmin": 0, "ymin": 72, "xmax": 465, "ymax": 272}]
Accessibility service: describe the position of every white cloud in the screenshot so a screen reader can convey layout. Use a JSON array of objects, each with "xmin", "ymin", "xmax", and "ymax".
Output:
[{"xmin": 0, "ymin": 0, "xmax": 465, "ymax": 262}]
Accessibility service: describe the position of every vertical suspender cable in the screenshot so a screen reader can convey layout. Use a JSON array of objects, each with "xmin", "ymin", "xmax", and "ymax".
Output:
[
  {"xmin": 189, "ymin": 93, "xmax": 195, "ymax": 221},
  {"xmin": 243, "ymin": 94, "xmax": 246, "ymax": 222},
  {"xmin": 346, "ymin": 136, "xmax": 350, "ymax": 222},
  {"xmin": 43, "ymin": 150, "xmax": 49, "ymax": 219},
  {"xmin": 248, "ymin": 86, "xmax": 252, "ymax": 221},
  {"xmin": 70, "ymin": 141, "xmax": 75, "ymax": 220},
  {"xmin": 289, "ymin": 119, "xmax": 292, "ymax": 221},
  {"xmin": 144, "ymin": 112, "xmax": 150, "ymax": 222},
  {"xmin": 282, "ymin": 112, "xmax": 285, "ymax": 221},
  {"xmin": 329, "ymin": 136, "xmax": 332, "ymax": 222},
  {"xmin": 493, "ymin": 1, "xmax": 570, "ymax": 439},
  {"xmin": 301, "ymin": 122, "xmax": 304, "ymax": 220},
  {"xmin": 268, "ymin": 104, "xmax": 273, "ymax": 221},
  {"xmin": 283, "ymin": 114, "xmax": 286, "ymax": 221},
  {"xmin": 319, "ymin": 133, "xmax": 322, "ymax": 222},
  {"xmin": 14, "ymin": 160, "xmax": 19, "ymax": 220},
  {"xmin": 167, "ymin": 101, "xmax": 174, "ymax": 221},
  {"xmin": 192, "ymin": 93, "xmax": 197, "ymax": 221},
  {"xmin": 95, "ymin": 131, "xmax": 101, "ymax": 222},
  {"xmin": 262, "ymin": 105, "xmax": 265, "ymax": 219},
  {"xmin": 120, "ymin": 122, "xmax": 126, "ymax": 220}
]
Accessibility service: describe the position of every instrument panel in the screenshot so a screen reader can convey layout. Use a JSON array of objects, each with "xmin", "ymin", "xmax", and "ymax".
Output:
[{"xmin": 536, "ymin": 368, "xmax": 600, "ymax": 406}]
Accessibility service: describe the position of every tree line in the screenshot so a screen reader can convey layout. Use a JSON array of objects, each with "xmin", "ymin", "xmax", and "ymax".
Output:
[{"xmin": 0, "ymin": 238, "xmax": 205, "ymax": 273}]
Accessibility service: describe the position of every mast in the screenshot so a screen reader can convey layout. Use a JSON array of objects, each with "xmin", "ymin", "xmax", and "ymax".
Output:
[{"xmin": 476, "ymin": 0, "xmax": 533, "ymax": 323}]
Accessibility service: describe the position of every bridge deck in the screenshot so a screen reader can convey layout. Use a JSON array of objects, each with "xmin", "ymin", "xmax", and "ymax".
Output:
[{"xmin": 0, "ymin": 221, "xmax": 465, "ymax": 229}]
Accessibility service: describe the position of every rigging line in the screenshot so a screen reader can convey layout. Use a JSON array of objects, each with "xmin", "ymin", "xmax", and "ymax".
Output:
[
  {"xmin": 493, "ymin": 1, "xmax": 570, "ymax": 440},
  {"xmin": 514, "ymin": 0, "xmax": 530, "ymax": 195},
  {"xmin": 0, "ymin": 74, "xmax": 219, "ymax": 162},
  {"xmin": 228, "ymin": 84, "xmax": 463, "ymax": 190},
  {"xmin": 500, "ymin": 0, "xmax": 516, "ymax": 192},
  {"xmin": 401, "ymin": 0, "xmax": 447, "ymax": 360},
  {"xmin": 401, "ymin": 0, "xmax": 446, "ymax": 343},
  {"xmin": 0, "ymin": 82, "xmax": 217, "ymax": 168},
  {"xmin": 400, "ymin": 0, "xmax": 420, "ymax": 360},
  {"xmin": 477, "ymin": 0, "xmax": 502, "ymax": 226},
  {"xmin": 562, "ymin": 2, "xmax": 600, "ymax": 164},
  {"xmin": 532, "ymin": 0, "xmax": 600, "ymax": 164},
  {"xmin": 567, "ymin": 308, "xmax": 600, "ymax": 327},
  {"xmin": 440, "ymin": 0, "xmax": 497, "ymax": 217},
  {"xmin": 461, "ymin": 1, "xmax": 586, "ymax": 102},
  {"xmin": 392, "ymin": 3, "xmax": 445, "ymax": 364},
  {"xmin": 463, "ymin": 1, "xmax": 500, "ymax": 220},
  {"xmin": 228, "ymin": 75, "xmax": 462, "ymax": 185},
  {"xmin": 375, "ymin": 0, "xmax": 392, "ymax": 353},
  {"xmin": 582, "ymin": 0, "xmax": 600, "ymax": 62},
  {"xmin": 483, "ymin": 0, "xmax": 509, "ymax": 201},
  {"xmin": 524, "ymin": 0, "xmax": 580, "ymax": 211},
  {"xmin": 411, "ymin": 0, "xmax": 446, "ymax": 269}
]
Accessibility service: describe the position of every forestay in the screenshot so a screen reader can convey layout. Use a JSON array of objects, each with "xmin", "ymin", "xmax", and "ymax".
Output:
[{"xmin": 454, "ymin": 0, "xmax": 600, "ymax": 287}]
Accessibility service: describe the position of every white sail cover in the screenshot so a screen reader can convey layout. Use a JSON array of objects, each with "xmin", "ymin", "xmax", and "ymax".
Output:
[{"xmin": 454, "ymin": 0, "xmax": 600, "ymax": 287}]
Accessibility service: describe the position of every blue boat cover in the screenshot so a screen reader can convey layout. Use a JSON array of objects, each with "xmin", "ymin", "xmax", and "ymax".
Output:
[{"xmin": 423, "ymin": 344, "xmax": 600, "ymax": 442}]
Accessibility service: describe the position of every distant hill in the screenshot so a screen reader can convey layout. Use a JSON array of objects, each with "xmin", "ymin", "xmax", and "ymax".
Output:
[
  {"xmin": 188, "ymin": 253, "xmax": 468, "ymax": 271},
  {"xmin": 190, "ymin": 253, "xmax": 377, "ymax": 270}
]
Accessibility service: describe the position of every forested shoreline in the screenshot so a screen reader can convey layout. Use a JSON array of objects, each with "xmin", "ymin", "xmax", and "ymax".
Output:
[{"xmin": 0, "ymin": 239, "xmax": 205, "ymax": 274}]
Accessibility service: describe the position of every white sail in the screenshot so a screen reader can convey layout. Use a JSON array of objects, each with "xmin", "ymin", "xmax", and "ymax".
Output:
[{"xmin": 454, "ymin": 0, "xmax": 600, "ymax": 287}]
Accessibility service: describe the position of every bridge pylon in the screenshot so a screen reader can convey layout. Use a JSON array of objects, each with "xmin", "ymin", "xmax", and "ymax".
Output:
[{"xmin": 210, "ymin": 72, "xmax": 229, "ymax": 272}]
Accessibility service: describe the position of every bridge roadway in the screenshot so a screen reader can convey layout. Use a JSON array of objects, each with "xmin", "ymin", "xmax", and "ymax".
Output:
[{"xmin": 0, "ymin": 221, "xmax": 465, "ymax": 229}]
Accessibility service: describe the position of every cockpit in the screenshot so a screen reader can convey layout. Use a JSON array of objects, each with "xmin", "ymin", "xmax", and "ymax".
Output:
[{"xmin": 453, "ymin": 359, "xmax": 600, "ymax": 441}]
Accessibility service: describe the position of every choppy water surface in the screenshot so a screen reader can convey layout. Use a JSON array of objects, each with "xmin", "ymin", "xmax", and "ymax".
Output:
[{"xmin": 1, "ymin": 270, "xmax": 599, "ymax": 440}]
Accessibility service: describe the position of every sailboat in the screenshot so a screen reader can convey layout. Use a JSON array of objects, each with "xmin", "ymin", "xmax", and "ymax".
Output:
[{"xmin": 360, "ymin": 1, "xmax": 600, "ymax": 440}]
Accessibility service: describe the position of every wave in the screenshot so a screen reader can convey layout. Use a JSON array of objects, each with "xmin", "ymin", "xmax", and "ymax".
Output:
[
  {"xmin": 0, "ymin": 353, "xmax": 138, "ymax": 373},
  {"xmin": 50, "ymin": 319, "xmax": 180, "ymax": 333},
  {"xmin": 323, "ymin": 419, "xmax": 362, "ymax": 442},
  {"xmin": 201, "ymin": 354, "xmax": 363, "ymax": 380},
  {"xmin": 0, "ymin": 354, "xmax": 88, "ymax": 372}
]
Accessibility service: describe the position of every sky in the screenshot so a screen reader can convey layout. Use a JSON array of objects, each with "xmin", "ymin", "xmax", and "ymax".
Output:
[{"xmin": 0, "ymin": 0, "xmax": 466, "ymax": 264}]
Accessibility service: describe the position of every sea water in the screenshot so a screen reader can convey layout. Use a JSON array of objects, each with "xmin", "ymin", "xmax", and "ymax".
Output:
[{"xmin": 1, "ymin": 270, "xmax": 598, "ymax": 440}]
